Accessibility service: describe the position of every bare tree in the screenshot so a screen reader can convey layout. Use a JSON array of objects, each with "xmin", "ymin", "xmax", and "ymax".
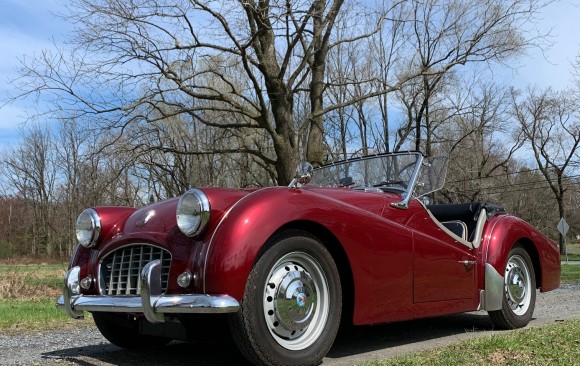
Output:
[
  {"xmin": 511, "ymin": 87, "xmax": 580, "ymax": 254},
  {"xmin": 432, "ymin": 81, "xmax": 522, "ymax": 203},
  {"xmin": 396, "ymin": 0, "xmax": 550, "ymax": 153},
  {"xmin": 11, "ymin": 0, "xmax": 357, "ymax": 184},
  {"xmin": 1, "ymin": 125, "xmax": 58, "ymax": 255},
  {"xmin": 505, "ymin": 168, "xmax": 558, "ymax": 236},
  {"xmin": 7, "ymin": 0, "xmax": 551, "ymax": 188}
]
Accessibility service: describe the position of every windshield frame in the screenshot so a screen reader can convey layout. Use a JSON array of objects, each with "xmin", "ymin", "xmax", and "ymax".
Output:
[{"xmin": 308, "ymin": 151, "xmax": 447, "ymax": 209}]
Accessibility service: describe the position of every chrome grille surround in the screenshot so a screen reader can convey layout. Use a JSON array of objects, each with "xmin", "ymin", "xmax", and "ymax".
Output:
[{"xmin": 99, "ymin": 244, "xmax": 171, "ymax": 296}]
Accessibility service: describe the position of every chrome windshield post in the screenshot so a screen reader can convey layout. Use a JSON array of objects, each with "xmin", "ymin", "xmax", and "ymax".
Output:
[{"xmin": 391, "ymin": 154, "xmax": 425, "ymax": 210}]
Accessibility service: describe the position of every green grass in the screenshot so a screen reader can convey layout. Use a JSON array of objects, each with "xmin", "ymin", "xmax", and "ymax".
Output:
[
  {"xmin": 0, "ymin": 262, "xmax": 93, "ymax": 333},
  {"xmin": 0, "ymin": 298, "xmax": 93, "ymax": 333},
  {"xmin": 561, "ymin": 264, "xmax": 580, "ymax": 284},
  {"xmin": 565, "ymin": 242, "xmax": 580, "ymax": 261},
  {"xmin": 563, "ymin": 253, "xmax": 580, "ymax": 261},
  {"xmin": 0, "ymin": 260, "xmax": 578, "ymax": 335},
  {"xmin": 362, "ymin": 319, "xmax": 580, "ymax": 366}
]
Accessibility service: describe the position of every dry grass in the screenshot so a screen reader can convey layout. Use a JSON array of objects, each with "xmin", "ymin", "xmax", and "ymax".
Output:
[
  {"xmin": 0, "ymin": 262, "xmax": 66, "ymax": 301},
  {"xmin": 0, "ymin": 261, "xmax": 96, "ymax": 333}
]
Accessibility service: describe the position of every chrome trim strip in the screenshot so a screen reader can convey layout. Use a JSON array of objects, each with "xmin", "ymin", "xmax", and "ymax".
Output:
[
  {"xmin": 57, "ymin": 260, "xmax": 240, "ymax": 318},
  {"xmin": 56, "ymin": 293, "xmax": 240, "ymax": 315},
  {"xmin": 484, "ymin": 263, "xmax": 504, "ymax": 311}
]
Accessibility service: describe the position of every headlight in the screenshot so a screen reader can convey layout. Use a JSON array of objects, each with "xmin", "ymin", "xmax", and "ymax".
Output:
[
  {"xmin": 177, "ymin": 189, "xmax": 211, "ymax": 237},
  {"xmin": 76, "ymin": 208, "xmax": 101, "ymax": 248}
]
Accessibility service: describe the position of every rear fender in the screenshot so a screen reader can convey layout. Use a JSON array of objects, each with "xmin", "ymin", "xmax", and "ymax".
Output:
[{"xmin": 482, "ymin": 215, "xmax": 560, "ymax": 310}]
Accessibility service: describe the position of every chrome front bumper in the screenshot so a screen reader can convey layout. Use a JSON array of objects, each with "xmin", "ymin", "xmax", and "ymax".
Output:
[{"xmin": 56, "ymin": 260, "xmax": 240, "ymax": 323}]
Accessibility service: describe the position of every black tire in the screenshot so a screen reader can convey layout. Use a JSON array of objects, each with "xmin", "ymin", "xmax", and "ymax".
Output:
[
  {"xmin": 229, "ymin": 231, "xmax": 342, "ymax": 366},
  {"xmin": 92, "ymin": 312, "xmax": 170, "ymax": 349},
  {"xmin": 489, "ymin": 246, "xmax": 536, "ymax": 329}
]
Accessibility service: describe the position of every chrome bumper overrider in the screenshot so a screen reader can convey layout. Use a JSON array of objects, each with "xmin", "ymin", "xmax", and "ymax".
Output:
[{"xmin": 56, "ymin": 260, "xmax": 240, "ymax": 323}]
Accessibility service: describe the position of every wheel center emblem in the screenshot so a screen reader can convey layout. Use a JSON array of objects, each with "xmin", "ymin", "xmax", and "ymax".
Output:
[{"xmin": 296, "ymin": 293, "xmax": 306, "ymax": 307}]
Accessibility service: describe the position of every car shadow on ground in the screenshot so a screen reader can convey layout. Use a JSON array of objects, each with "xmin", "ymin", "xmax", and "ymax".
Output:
[
  {"xmin": 328, "ymin": 311, "xmax": 494, "ymax": 359},
  {"xmin": 41, "ymin": 312, "xmax": 498, "ymax": 365}
]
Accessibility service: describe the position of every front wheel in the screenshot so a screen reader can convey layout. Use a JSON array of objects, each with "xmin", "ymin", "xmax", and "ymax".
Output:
[
  {"xmin": 229, "ymin": 232, "xmax": 342, "ymax": 366},
  {"xmin": 489, "ymin": 246, "xmax": 536, "ymax": 329}
]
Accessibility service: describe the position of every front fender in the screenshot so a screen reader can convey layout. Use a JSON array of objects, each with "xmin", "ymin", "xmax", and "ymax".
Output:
[
  {"xmin": 201, "ymin": 187, "xmax": 412, "ymax": 308},
  {"xmin": 201, "ymin": 187, "xmax": 364, "ymax": 299},
  {"xmin": 482, "ymin": 215, "xmax": 560, "ymax": 310}
]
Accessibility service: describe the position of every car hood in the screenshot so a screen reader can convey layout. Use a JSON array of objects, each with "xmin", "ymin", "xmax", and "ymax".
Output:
[
  {"xmin": 122, "ymin": 186, "xmax": 400, "ymax": 237},
  {"xmin": 123, "ymin": 188, "xmax": 257, "ymax": 236}
]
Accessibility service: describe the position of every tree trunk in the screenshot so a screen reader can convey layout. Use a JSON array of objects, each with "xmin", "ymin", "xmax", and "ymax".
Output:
[{"xmin": 305, "ymin": 1, "xmax": 328, "ymax": 167}]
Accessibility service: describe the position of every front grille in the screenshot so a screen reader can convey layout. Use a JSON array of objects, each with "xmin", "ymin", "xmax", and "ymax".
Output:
[{"xmin": 100, "ymin": 245, "xmax": 171, "ymax": 295}]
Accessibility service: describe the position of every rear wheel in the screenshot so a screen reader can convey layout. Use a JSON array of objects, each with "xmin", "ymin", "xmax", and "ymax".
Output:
[
  {"xmin": 229, "ymin": 231, "xmax": 342, "ymax": 366},
  {"xmin": 489, "ymin": 246, "xmax": 536, "ymax": 329},
  {"xmin": 92, "ymin": 312, "xmax": 170, "ymax": 349}
]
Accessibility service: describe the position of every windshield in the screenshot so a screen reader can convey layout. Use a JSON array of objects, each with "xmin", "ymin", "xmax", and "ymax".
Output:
[{"xmin": 310, "ymin": 152, "xmax": 448, "ymax": 197}]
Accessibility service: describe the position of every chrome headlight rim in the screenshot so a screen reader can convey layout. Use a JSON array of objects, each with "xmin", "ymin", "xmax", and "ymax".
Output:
[
  {"xmin": 177, "ymin": 188, "xmax": 211, "ymax": 237},
  {"xmin": 76, "ymin": 208, "xmax": 101, "ymax": 248}
]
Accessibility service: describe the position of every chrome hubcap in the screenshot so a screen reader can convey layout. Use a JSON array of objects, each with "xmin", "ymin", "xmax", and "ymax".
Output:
[
  {"xmin": 505, "ymin": 255, "xmax": 531, "ymax": 315},
  {"xmin": 274, "ymin": 266, "xmax": 317, "ymax": 331},
  {"xmin": 507, "ymin": 267, "xmax": 526, "ymax": 303},
  {"xmin": 263, "ymin": 252, "xmax": 329, "ymax": 351}
]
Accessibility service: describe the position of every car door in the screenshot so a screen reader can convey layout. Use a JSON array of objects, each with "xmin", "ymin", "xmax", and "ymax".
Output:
[
  {"xmin": 401, "ymin": 204, "xmax": 477, "ymax": 304},
  {"xmin": 412, "ymin": 228, "xmax": 476, "ymax": 303}
]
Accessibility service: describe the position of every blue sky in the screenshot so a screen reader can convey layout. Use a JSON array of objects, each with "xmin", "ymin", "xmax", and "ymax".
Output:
[
  {"xmin": 0, "ymin": 0, "xmax": 579, "ymax": 149},
  {"xmin": 0, "ymin": 0, "xmax": 72, "ymax": 148}
]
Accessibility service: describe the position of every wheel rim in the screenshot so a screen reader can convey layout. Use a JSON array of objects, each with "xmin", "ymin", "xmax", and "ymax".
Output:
[
  {"xmin": 263, "ymin": 252, "xmax": 330, "ymax": 351},
  {"xmin": 504, "ymin": 254, "xmax": 532, "ymax": 316}
]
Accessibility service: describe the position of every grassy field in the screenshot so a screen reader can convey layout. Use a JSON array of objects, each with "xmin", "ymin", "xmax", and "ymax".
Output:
[
  {"xmin": 0, "ymin": 262, "xmax": 66, "ymax": 301},
  {"xmin": 0, "ymin": 261, "xmax": 578, "ymax": 333},
  {"xmin": 0, "ymin": 261, "xmax": 93, "ymax": 333},
  {"xmin": 566, "ymin": 253, "xmax": 580, "ymax": 261},
  {"xmin": 561, "ymin": 264, "xmax": 580, "ymax": 284},
  {"xmin": 363, "ymin": 318, "xmax": 580, "ymax": 366},
  {"xmin": 565, "ymin": 242, "xmax": 580, "ymax": 261},
  {"xmin": 0, "ymin": 259, "xmax": 578, "ymax": 365},
  {"xmin": 563, "ymin": 252, "xmax": 580, "ymax": 261}
]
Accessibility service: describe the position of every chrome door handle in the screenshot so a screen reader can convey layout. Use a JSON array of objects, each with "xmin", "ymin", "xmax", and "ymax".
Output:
[{"xmin": 459, "ymin": 260, "xmax": 476, "ymax": 265}]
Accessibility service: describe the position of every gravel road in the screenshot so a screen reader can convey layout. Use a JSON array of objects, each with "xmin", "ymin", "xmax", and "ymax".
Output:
[{"xmin": 1, "ymin": 284, "xmax": 579, "ymax": 366}]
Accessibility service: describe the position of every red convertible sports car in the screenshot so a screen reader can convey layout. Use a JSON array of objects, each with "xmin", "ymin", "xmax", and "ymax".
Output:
[{"xmin": 58, "ymin": 151, "xmax": 560, "ymax": 366}]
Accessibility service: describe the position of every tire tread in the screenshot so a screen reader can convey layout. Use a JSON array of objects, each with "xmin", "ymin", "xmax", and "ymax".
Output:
[
  {"xmin": 229, "ymin": 230, "xmax": 340, "ymax": 366},
  {"xmin": 488, "ymin": 246, "xmax": 536, "ymax": 330}
]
